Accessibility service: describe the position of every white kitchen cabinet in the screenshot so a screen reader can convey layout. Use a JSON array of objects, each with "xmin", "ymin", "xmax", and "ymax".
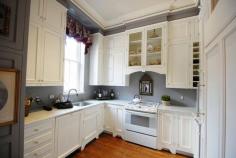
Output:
[
  {"xmin": 97, "ymin": 104, "xmax": 104, "ymax": 135},
  {"xmin": 103, "ymin": 33, "xmax": 129, "ymax": 86},
  {"xmin": 158, "ymin": 110, "xmax": 196, "ymax": 156},
  {"xmin": 80, "ymin": 104, "xmax": 105, "ymax": 150},
  {"xmin": 90, "ymin": 33, "xmax": 128, "ymax": 86},
  {"xmin": 26, "ymin": 0, "xmax": 66, "ymax": 86},
  {"xmin": 24, "ymin": 119, "xmax": 55, "ymax": 158},
  {"xmin": 114, "ymin": 106, "xmax": 124, "ymax": 137},
  {"xmin": 167, "ymin": 16, "xmax": 199, "ymax": 89},
  {"xmin": 104, "ymin": 104, "xmax": 124, "ymax": 138},
  {"xmin": 42, "ymin": 28, "xmax": 64, "ymax": 85},
  {"xmin": 104, "ymin": 104, "xmax": 115, "ymax": 133},
  {"xmin": 126, "ymin": 22, "xmax": 167, "ymax": 74},
  {"xmin": 55, "ymin": 111, "xmax": 81, "ymax": 158},
  {"xmin": 166, "ymin": 41, "xmax": 190, "ymax": 88},
  {"xmin": 89, "ymin": 33, "xmax": 104, "ymax": 85},
  {"xmin": 158, "ymin": 112, "xmax": 175, "ymax": 153}
]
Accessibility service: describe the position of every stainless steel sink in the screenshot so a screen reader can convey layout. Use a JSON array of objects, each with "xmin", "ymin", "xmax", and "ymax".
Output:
[{"xmin": 72, "ymin": 101, "xmax": 92, "ymax": 107}]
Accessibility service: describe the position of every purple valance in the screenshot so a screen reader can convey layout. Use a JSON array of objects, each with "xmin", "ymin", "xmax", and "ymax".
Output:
[{"xmin": 66, "ymin": 14, "xmax": 92, "ymax": 54}]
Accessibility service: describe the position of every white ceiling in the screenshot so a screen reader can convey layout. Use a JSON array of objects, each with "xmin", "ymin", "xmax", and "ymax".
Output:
[{"xmin": 72, "ymin": 0, "xmax": 198, "ymax": 29}]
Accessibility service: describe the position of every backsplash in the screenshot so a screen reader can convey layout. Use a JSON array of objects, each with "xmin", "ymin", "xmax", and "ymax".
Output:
[{"xmin": 96, "ymin": 72, "xmax": 197, "ymax": 107}]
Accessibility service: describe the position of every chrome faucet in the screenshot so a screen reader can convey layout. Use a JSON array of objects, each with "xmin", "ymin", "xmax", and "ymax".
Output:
[{"xmin": 66, "ymin": 89, "xmax": 79, "ymax": 102}]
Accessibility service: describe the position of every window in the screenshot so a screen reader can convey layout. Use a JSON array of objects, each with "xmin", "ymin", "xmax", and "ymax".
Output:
[{"xmin": 64, "ymin": 36, "xmax": 85, "ymax": 93}]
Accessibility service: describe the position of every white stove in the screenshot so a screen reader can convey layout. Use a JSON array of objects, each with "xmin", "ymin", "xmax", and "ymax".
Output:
[{"xmin": 124, "ymin": 101, "xmax": 159, "ymax": 149}]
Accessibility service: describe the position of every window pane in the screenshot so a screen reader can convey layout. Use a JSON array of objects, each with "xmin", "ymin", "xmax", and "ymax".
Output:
[
  {"xmin": 65, "ymin": 37, "xmax": 80, "ymax": 60},
  {"xmin": 69, "ymin": 61, "xmax": 80, "ymax": 90}
]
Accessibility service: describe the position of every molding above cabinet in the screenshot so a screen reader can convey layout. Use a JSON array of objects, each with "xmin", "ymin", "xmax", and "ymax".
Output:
[{"xmin": 57, "ymin": 0, "xmax": 199, "ymax": 36}]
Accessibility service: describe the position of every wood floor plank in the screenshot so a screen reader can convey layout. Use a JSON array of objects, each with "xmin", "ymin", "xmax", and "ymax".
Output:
[{"xmin": 69, "ymin": 133, "xmax": 191, "ymax": 158}]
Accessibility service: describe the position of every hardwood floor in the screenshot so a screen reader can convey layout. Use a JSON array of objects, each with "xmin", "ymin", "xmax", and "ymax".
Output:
[{"xmin": 70, "ymin": 133, "xmax": 191, "ymax": 158}]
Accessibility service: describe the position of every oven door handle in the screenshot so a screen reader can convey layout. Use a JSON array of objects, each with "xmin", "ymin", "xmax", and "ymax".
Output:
[{"xmin": 125, "ymin": 110, "xmax": 157, "ymax": 118}]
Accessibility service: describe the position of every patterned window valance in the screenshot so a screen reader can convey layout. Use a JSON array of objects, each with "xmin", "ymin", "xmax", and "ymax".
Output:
[{"xmin": 66, "ymin": 14, "xmax": 92, "ymax": 54}]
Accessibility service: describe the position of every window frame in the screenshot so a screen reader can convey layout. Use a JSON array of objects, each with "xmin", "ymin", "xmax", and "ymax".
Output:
[{"xmin": 63, "ymin": 36, "xmax": 85, "ymax": 94}]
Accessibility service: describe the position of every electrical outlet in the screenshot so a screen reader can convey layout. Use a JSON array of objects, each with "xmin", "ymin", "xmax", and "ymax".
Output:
[
  {"xmin": 180, "ymin": 96, "xmax": 184, "ymax": 100},
  {"xmin": 49, "ymin": 94, "xmax": 55, "ymax": 100}
]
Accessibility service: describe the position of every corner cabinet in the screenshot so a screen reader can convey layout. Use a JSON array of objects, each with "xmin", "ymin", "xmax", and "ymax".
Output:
[
  {"xmin": 126, "ymin": 22, "xmax": 167, "ymax": 74},
  {"xmin": 26, "ymin": 0, "xmax": 67, "ymax": 86},
  {"xmin": 166, "ymin": 16, "xmax": 200, "ymax": 89},
  {"xmin": 104, "ymin": 104, "xmax": 124, "ymax": 138},
  {"xmin": 89, "ymin": 33, "xmax": 129, "ymax": 86}
]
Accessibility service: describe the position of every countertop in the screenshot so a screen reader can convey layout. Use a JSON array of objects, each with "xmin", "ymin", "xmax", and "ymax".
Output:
[
  {"xmin": 25, "ymin": 99, "xmax": 196, "ymax": 125},
  {"xmin": 158, "ymin": 104, "xmax": 196, "ymax": 114},
  {"xmin": 25, "ymin": 100, "xmax": 129, "ymax": 125}
]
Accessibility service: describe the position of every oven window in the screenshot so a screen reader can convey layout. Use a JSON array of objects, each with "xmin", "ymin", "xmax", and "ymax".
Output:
[{"xmin": 131, "ymin": 115, "xmax": 149, "ymax": 127}]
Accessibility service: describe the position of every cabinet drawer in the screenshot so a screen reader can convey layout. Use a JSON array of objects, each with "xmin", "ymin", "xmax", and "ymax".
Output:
[
  {"xmin": 24, "ymin": 143, "xmax": 53, "ymax": 158},
  {"xmin": 25, "ymin": 119, "xmax": 54, "ymax": 139},
  {"xmin": 24, "ymin": 131, "xmax": 53, "ymax": 153}
]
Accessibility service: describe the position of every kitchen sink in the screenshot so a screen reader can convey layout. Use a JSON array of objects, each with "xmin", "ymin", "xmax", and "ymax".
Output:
[{"xmin": 72, "ymin": 101, "xmax": 92, "ymax": 107}]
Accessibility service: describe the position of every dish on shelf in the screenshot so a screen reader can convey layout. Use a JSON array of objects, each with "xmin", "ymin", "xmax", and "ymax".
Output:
[{"xmin": 148, "ymin": 59, "xmax": 161, "ymax": 65}]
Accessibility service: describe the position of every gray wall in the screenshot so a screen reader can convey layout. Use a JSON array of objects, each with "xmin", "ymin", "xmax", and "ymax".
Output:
[
  {"xmin": 98, "ymin": 72, "xmax": 196, "ymax": 107},
  {"xmin": 25, "ymin": 52, "xmax": 96, "ymax": 111}
]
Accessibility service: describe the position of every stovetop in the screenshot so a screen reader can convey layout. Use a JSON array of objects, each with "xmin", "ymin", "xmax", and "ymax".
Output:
[{"xmin": 125, "ymin": 102, "xmax": 159, "ymax": 113}]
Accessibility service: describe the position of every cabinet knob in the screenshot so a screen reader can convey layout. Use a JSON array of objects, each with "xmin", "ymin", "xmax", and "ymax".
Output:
[
  {"xmin": 34, "ymin": 141, "xmax": 39, "ymax": 144},
  {"xmin": 33, "ymin": 153, "xmax": 38, "ymax": 156}
]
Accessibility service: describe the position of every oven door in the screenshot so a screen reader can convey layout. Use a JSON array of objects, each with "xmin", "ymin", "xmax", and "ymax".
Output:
[{"xmin": 125, "ymin": 110, "xmax": 157, "ymax": 136}]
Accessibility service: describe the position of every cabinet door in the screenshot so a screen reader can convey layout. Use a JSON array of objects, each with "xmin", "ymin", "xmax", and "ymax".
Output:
[
  {"xmin": 113, "ymin": 53, "xmax": 124, "ymax": 86},
  {"xmin": 145, "ymin": 26, "xmax": 163, "ymax": 66},
  {"xmin": 43, "ymin": 0, "xmax": 66, "ymax": 33},
  {"xmin": 168, "ymin": 18, "xmax": 191, "ymax": 42},
  {"xmin": 167, "ymin": 41, "xmax": 190, "ymax": 88},
  {"xmin": 225, "ymin": 26, "xmax": 236, "ymax": 158},
  {"xmin": 97, "ymin": 105, "xmax": 104, "ymax": 134},
  {"xmin": 55, "ymin": 112, "xmax": 80, "ymax": 158},
  {"xmin": 42, "ymin": 28, "xmax": 64, "ymax": 85},
  {"xmin": 26, "ymin": 22, "xmax": 42, "ymax": 85},
  {"xmin": 29, "ymin": 0, "xmax": 44, "ymax": 24},
  {"xmin": 177, "ymin": 115, "xmax": 194, "ymax": 153},
  {"xmin": 114, "ymin": 107, "xmax": 124, "ymax": 137},
  {"xmin": 103, "ymin": 53, "xmax": 114, "ymax": 85},
  {"xmin": 205, "ymin": 43, "xmax": 223, "ymax": 158},
  {"xmin": 128, "ymin": 29, "xmax": 144, "ymax": 67},
  {"xmin": 104, "ymin": 105, "xmax": 115, "ymax": 133},
  {"xmin": 81, "ymin": 113, "xmax": 98, "ymax": 145},
  {"xmin": 159, "ymin": 112, "xmax": 173, "ymax": 147}
]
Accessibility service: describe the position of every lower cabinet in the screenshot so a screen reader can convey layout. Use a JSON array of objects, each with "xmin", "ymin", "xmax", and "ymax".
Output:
[
  {"xmin": 55, "ymin": 111, "xmax": 81, "ymax": 158},
  {"xmin": 158, "ymin": 111, "xmax": 196, "ymax": 156},
  {"xmin": 24, "ymin": 119, "xmax": 55, "ymax": 158},
  {"xmin": 104, "ymin": 104, "xmax": 124, "ymax": 138}
]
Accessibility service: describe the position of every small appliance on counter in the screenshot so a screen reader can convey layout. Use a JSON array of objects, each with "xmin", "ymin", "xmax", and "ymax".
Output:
[{"xmin": 95, "ymin": 88, "xmax": 116, "ymax": 100}]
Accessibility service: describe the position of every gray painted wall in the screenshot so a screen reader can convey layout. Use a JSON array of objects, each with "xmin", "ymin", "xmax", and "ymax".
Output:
[
  {"xmin": 97, "ymin": 72, "xmax": 196, "ymax": 107},
  {"xmin": 25, "ymin": 52, "xmax": 96, "ymax": 111}
]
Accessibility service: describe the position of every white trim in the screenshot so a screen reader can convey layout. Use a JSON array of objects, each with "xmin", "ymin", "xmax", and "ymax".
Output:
[{"xmin": 71, "ymin": 0, "xmax": 198, "ymax": 29}]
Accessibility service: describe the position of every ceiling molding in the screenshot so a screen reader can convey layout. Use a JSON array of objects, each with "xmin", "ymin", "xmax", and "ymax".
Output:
[{"xmin": 70, "ymin": 0, "xmax": 198, "ymax": 29}]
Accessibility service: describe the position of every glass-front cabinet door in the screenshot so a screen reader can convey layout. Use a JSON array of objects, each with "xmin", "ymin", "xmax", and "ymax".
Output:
[
  {"xmin": 146, "ymin": 27, "xmax": 162, "ymax": 66},
  {"xmin": 128, "ymin": 31, "xmax": 143, "ymax": 67}
]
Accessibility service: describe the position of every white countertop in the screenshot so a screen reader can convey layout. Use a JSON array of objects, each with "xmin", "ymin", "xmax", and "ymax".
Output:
[
  {"xmin": 25, "ymin": 99, "xmax": 196, "ymax": 125},
  {"xmin": 25, "ymin": 100, "xmax": 129, "ymax": 125},
  {"xmin": 158, "ymin": 104, "xmax": 196, "ymax": 114}
]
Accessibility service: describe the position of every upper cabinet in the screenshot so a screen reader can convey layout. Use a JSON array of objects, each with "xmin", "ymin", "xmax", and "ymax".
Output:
[
  {"xmin": 89, "ymin": 33, "xmax": 129, "ymax": 86},
  {"xmin": 126, "ymin": 22, "xmax": 167, "ymax": 74},
  {"xmin": 166, "ymin": 17, "xmax": 200, "ymax": 89},
  {"xmin": 26, "ymin": 0, "xmax": 67, "ymax": 86}
]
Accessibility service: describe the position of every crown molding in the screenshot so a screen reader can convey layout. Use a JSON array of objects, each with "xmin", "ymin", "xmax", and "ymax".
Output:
[{"xmin": 70, "ymin": 0, "xmax": 198, "ymax": 29}]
